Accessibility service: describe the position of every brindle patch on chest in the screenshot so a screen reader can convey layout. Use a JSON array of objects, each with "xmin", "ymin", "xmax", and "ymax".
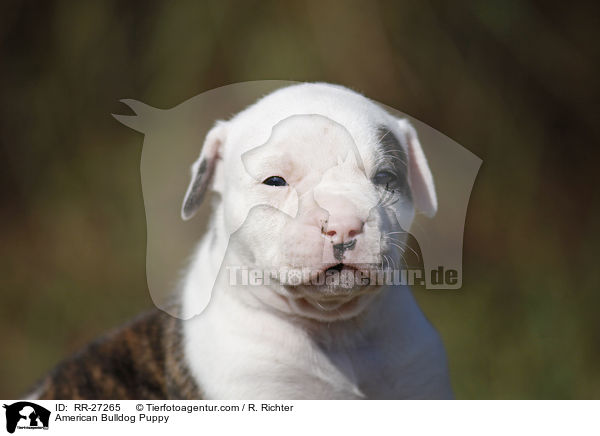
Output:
[{"xmin": 29, "ymin": 309, "xmax": 201, "ymax": 400}]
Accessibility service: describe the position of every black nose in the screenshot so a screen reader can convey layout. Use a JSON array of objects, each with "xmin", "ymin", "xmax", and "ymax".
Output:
[{"xmin": 332, "ymin": 239, "xmax": 356, "ymax": 261}]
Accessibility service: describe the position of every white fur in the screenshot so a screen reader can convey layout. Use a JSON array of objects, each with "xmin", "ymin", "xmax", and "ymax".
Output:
[{"xmin": 180, "ymin": 83, "xmax": 452, "ymax": 399}]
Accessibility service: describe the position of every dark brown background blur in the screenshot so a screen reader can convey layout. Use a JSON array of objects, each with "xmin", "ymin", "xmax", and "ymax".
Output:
[{"xmin": 1, "ymin": 0, "xmax": 599, "ymax": 399}]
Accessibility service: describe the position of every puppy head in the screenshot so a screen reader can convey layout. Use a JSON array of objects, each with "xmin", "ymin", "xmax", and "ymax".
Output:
[{"xmin": 182, "ymin": 84, "xmax": 436, "ymax": 320}]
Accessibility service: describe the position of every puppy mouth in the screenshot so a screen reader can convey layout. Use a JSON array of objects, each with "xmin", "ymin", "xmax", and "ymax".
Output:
[
  {"xmin": 324, "ymin": 262, "xmax": 357, "ymax": 274},
  {"xmin": 281, "ymin": 262, "xmax": 380, "ymax": 309}
]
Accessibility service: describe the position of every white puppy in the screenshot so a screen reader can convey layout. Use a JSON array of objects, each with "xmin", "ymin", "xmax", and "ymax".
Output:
[{"xmin": 179, "ymin": 83, "xmax": 453, "ymax": 399}]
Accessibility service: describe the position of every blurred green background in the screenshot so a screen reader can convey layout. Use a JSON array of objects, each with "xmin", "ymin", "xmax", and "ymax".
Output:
[{"xmin": 1, "ymin": 0, "xmax": 598, "ymax": 399}]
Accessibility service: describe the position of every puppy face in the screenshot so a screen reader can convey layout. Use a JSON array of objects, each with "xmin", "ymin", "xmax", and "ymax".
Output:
[{"xmin": 182, "ymin": 84, "xmax": 436, "ymax": 320}]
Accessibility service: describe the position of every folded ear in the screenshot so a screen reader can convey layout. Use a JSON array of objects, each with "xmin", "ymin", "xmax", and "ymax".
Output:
[
  {"xmin": 181, "ymin": 121, "xmax": 227, "ymax": 220},
  {"xmin": 397, "ymin": 119, "xmax": 438, "ymax": 217}
]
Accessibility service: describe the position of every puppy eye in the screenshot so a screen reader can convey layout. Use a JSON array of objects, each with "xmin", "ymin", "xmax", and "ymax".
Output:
[
  {"xmin": 372, "ymin": 170, "xmax": 396, "ymax": 187},
  {"xmin": 262, "ymin": 176, "xmax": 288, "ymax": 187}
]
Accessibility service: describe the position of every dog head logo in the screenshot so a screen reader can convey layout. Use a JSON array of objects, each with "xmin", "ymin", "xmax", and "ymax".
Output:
[
  {"xmin": 3, "ymin": 402, "xmax": 50, "ymax": 433},
  {"xmin": 113, "ymin": 81, "xmax": 481, "ymax": 318}
]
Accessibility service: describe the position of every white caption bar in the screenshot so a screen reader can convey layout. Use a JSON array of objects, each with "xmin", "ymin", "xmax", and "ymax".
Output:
[{"xmin": 1, "ymin": 400, "xmax": 598, "ymax": 436}]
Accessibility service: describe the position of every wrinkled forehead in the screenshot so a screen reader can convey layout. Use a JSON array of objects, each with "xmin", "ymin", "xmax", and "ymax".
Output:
[
  {"xmin": 226, "ymin": 112, "xmax": 404, "ymax": 175},
  {"xmin": 244, "ymin": 115, "xmax": 365, "ymax": 174}
]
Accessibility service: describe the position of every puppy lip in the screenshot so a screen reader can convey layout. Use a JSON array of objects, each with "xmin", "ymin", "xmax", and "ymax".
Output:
[
  {"xmin": 324, "ymin": 263, "xmax": 357, "ymax": 274},
  {"xmin": 291, "ymin": 283, "xmax": 373, "ymax": 301},
  {"xmin": 280, "ymin": 264, "xmax": 382, "ymax": 294}
]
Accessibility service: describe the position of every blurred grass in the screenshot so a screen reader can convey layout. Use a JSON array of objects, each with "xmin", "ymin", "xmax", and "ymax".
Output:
[{"xmin": 1, "ymin": 0, "xmax": 599, "ymax": 398}]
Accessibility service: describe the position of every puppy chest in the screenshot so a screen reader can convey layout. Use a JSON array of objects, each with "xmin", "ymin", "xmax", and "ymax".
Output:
[{"xmin": 185, "ymin": 332, "xmax": 399, "ymax": 399}]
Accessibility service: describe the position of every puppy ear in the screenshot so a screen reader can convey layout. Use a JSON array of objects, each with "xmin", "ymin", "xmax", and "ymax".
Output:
[
  {"xmin": 181, "ymin": 121, "xmax": 227, "ymax": 220},
  {"xmin": 397, "ymin": 119, "xmax": 438, "ymax": 217}
]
